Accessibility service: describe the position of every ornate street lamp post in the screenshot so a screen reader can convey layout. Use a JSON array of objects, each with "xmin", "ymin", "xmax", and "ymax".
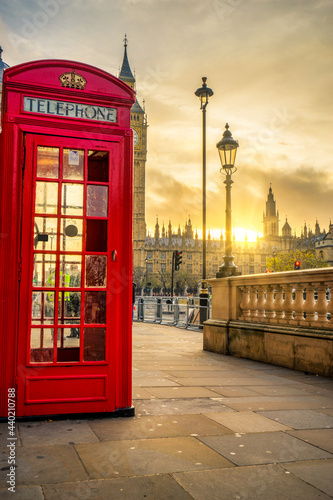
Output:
[
  {"xmin": 216, "ymin": 123, "xmax": 240, "ymax": 278},
  {"xmin": 195, "ymin": 78, "xmax": 213, "ymax": 317}
]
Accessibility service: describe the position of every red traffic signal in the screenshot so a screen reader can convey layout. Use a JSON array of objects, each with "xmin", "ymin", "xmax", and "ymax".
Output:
[
  {"xmin": 294, "ymin": 260, "xmax": 301, "ymax": 270},
  {"xmin": 174, "ymin": 250, "xmax": 183, "ymax": 271}
]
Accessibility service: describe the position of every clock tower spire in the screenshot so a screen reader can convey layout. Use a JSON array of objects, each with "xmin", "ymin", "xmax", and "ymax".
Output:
[{"xmin": 118, "ymin": 36, "xmax": 148, "ymax": 268}]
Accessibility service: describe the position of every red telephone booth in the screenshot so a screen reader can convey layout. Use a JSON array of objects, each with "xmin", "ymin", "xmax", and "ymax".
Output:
[{"xmin": 0, "ymin": 60, "xmax": 135, "ymax": 418}]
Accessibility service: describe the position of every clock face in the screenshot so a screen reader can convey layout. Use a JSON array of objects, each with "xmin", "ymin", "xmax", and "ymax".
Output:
[{"xmin": 133, "ymin": 129, "xmax": 139, "ymax": 147}]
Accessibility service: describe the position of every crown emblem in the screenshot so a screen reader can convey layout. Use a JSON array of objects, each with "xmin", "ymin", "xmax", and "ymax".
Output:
[{"xmin": 59, "ymin": 69, "xmax": 87, "ymax": 90}]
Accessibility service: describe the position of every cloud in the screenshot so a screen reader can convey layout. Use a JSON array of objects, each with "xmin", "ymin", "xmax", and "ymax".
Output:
[{"xmin": 1, "ymin": 0, "xmax": 332, "ymax": 237}]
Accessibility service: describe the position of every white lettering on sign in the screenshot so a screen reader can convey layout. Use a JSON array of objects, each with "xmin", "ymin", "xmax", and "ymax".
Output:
[{"xmin": 23, "ymin": 97, "xmax": 117, "ymax": 123}]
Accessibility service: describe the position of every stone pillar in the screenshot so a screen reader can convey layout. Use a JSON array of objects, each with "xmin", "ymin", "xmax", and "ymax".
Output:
[
  {"xmin": 316, "ymin": 285, "xmax": 328, "ymax": 326},
  {"xmin": 265, "ymin": 285, "xmax": 275, "ymax": 322},
  {"xmin": 303, "ymin": 283, "xmax": 316, "ymax": 326},
  {"xmin": 283, "ymin": 284, "xmax": 294, "ymax": 323},
  {"xmin": 273, "ymin": 285, "xmax": 284, "ymax": 323},
  {"xmin": 256, "ymin": 286, "xmax": 266, "ymax": 320},
  {"xmin": 239, "ymin": 286, "xmax": 250, "ymax": 320},
  {"xmin": 248, "ymin": 286, "xmax": 258, "ymax": 322},
  {"xmin": 293, "ymin": 285, "xmax": 304, "ymax": 324}
]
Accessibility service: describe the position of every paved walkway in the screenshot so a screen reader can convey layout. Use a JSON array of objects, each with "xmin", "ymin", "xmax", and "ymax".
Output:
[{"xmin": 1, "ymin": 322, "xmax": 333, "ymax": 499}]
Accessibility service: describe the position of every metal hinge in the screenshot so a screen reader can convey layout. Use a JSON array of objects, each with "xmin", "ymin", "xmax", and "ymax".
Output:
[{"xmin": 18, "ymin": 257, "xmax": 22, "ymax": 282}]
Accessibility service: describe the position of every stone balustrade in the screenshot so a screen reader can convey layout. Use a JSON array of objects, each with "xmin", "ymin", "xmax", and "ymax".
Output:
[
  {"xmin": 209, "ymin": 267, "xmax": 333, "ymax": 329},
  {"xmin": 204, "ymin": 268, "xmax": 333, "ymax": 377}
]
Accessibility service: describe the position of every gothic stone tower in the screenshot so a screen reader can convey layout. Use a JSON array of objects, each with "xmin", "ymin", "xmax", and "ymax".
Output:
[
  {"xmin": 119, "ymin": 36, "xmax": 148, "ymax": 268},
  {"xmin": 263, "ymin": 185, "xmax": 280, "ymax": 246}
]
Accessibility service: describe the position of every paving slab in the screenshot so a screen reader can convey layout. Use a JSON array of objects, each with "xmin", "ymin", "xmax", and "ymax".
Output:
[
  {"xmin": 132, "ymin": 369, "xmax": 168, "ymax": 378},
  {"xmin": 135, "ymin": 398, "xmax": 235, "ymax": 415},
  {"xmin": 173, "ymin": 376, "xmax": 295, "ymax": 386},
  {"xmin": 198, "ymin": 432, "xmax": 333, "ymax": 466},
  {"xmin": 132, "ymin": 387, "xmax": 157, "ymax": 399},
  {"xmin": 0, "ymin": 444, "xmax": 87, "ymax": 487},
  {"xmin": 204, "ymin": 411, "xmax": 291, "ymax": 433},
  {"xmin": 286, "ymin": 429, "xmax": 333, "ymax": 453},
  {"xmin": 143, "ymin": 386, "xmax": 220, "ymax": 399},
  {"xmin": 173, "ymin": 464, "xmax": 332, "ymax": 500},
  {"xmin": 167, "ymin": 369, "xmax": 253, "ymax": 379},
  {"xmin": 89, "ymin": 414, "xmax": 232, "ymax": 441},
  {"xmin": 246, "ymin": 384, "xmax": 315, "ymax": 396},
  {"xmin": 43, "ymin": 475, "xmax": 193, "ymax": 500},
  {"xmin": 18, "ymin": 419, "xmax": 100, "ymax": 446},
  {"xmin": 280, "ymin": 459, "xmax": 333, "ymax": 497},
  {"xmin": 0, "ymin": 485, "xmax": 44, "ymax": 500},
  {"xmin": 257, "ymin": 409, "xmax": 333, "ymax": 429},
  {"xmin": 134, "ymin": 377, "xmax": 181, "ymax": 387},
  {"xmin": 207, "ymin": 386, "xmax": 266, "ymax": 397},
  {"xmin": 75, "ymin": 436, "xmax": 234, "ymax": 478},
  {"xmin": 220, "ymin": 400, "xmax": 333, "ymax": 412},
  {"xmin": 318, "ymin": 408, "xmax": 333, "ymax": 417}
]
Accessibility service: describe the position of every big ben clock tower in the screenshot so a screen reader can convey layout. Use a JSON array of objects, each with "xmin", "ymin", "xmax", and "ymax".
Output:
[{"xmin": 119, "ymin": 36, "xmax": 148, "ymax": 267}]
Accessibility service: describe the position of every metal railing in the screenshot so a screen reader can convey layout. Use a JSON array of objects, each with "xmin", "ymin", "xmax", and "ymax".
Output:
[{"xmin": 134, "ymin": 296, "xmax": 211, "ymax": 330}]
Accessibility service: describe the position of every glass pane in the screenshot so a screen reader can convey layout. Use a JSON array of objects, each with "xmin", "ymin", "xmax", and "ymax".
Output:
[
  {"xmin": 32, "ymin": 291, "xmax": 55, "ymax": 324},
  {"xmin": 35, "ymin": 182, "xmax": 58, "ymax": 214},
  {"xmin": 64, "ymin": 292, "xmax": 81, "ymax": 321},
  {"xmin": 63, "ymin": 149, "xmax": 84, "ymax": 180},
  {"xmin": 87, "ymin": 185, "xmax": 108, "ymax": 217},
  {"xmin": 36, "ymin": 147, "xmax": 59, "ymax": 179},
  {"xmin": 57, "ymin": 328, "xmax": 80, "ymax": 363},
  {"xmin": 61, "ymin": 219, "xmax": 82, "ymax": 252},
  {"xmin": 34, "ymin": 218, "xmax": 58, "ymax": 251},
  {"xmin": 33, "ymin": 254, "xmax": 56, "ymax": 287},
  {"xmin": 57, "ymin": 291, "xmax": 80, "ymax": 321},
  {"xmin": 86, "ymin": 220, "xmax": 107, "ymax": 252},
  {"xmin": 84, "ymin": 291, "xmax": 106, "ymax": 324},
  {"xmin": 61, "ymin": 183, "xmax": 83, "ymax": 215},
  {"xmin": 30, "ymin": 328, "xmax": 54, "ymax": 363},
  {"xmin": 85, "ymin": 255, "xmax": 107, "ymax": 287},
  {"xmin": 60, "ymin": 255, "xmax": 82, "ymax": 287},
  {"xmin": 88, "ymin": 151, "xmax": 109, "ymax": 182},
  {"xmin": 83, "ymin": 328, "xmax": 106, "ymax": 361}
]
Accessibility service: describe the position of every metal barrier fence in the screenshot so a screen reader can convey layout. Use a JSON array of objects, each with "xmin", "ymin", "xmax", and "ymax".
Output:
[{"xmin": 134, "ymin": 296, "xmax": 210, "ymax": 330}]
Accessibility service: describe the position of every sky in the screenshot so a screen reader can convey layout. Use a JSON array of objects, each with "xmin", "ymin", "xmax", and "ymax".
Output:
[{"xmin": 1, "ymin": 0, "xmax": 332, "ymax": 241}]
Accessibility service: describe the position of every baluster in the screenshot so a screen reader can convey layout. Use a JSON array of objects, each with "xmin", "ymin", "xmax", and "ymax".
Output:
[
  {"xmin": 273, "ymin": 285, "xmax": 284, "ymax": 323},
  {"xmin": 316, "ymin": 285, "xmax": 329, "ymax": 326},
  {"xmin": 293, "ymin": 285, "xmax": 304, "ymax": 324},
  {"xmin": 327, "ymin": 287, "xmax": 333, "ymax": 329},
  {"xmin": 265, "ymin": 285, "xmax": 275, "ymax": 322},
  {"xmin": 239, "ymin": 286, "xmax": 250, "ymax": 320},
  {"xmin": 248, "ymin": 286, "xmax": 258, "ymax": 321},
  {"xmin": 283, "ymin": 284, "xmax": 294, "ymax": 324},
  {"xmin": 303, "ymin": 283, "xmax": 316, "ymax": 326},
  {"xmin": 256, "ymin": 286, "xmax": 266, "ymax": 320}
]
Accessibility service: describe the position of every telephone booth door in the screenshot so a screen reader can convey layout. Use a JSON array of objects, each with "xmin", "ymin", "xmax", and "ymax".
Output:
[{"xmin": 16, "ymin": 132, "xmax": 129, "ymax": 417}]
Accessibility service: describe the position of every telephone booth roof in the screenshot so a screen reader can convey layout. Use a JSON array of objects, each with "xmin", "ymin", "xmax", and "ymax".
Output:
[{"xmin": 2, "ymin": 58, "xmax": 135, "ymax": 105}]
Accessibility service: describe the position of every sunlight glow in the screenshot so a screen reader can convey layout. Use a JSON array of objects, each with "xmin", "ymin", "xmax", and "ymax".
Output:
[{"xmin": 209, "ymin": 228, "xmax": 263, "ymax": 242}]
